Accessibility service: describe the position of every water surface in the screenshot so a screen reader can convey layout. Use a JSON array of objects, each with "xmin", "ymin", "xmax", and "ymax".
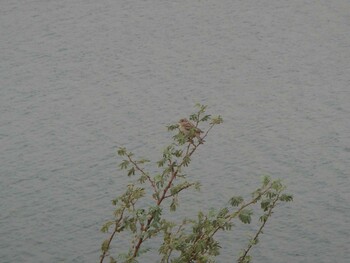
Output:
[{"xmin": 1, "ymin": 1, "xmax": 349, "ymax": 262}]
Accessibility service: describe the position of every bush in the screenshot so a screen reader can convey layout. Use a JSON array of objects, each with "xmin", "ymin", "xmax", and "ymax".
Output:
[{"xmin": 99, "ymin": 104, "xmax": 293, "ymax": 263}]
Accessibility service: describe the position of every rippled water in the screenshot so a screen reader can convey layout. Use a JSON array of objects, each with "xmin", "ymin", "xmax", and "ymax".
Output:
[{"xmin": 1, "ymin": 1, "xmax": 349, "ymax": 262}]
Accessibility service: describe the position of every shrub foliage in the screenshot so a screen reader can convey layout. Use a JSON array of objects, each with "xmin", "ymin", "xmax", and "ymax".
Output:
[{"xmin": 100, "ymin": 104, "xmax": 292, "ymax": 263}]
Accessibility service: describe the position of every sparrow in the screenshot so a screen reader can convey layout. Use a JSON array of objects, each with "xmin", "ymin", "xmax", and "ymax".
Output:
[{"xmin": 178, "ymin": 118, "xmax": 204, "ymax": 143}]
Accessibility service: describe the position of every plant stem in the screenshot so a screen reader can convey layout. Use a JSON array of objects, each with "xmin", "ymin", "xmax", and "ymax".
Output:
[
  {"xmin": 126, "ymin": 153, "xmax": 158, "ymax": 193},
  {"xmin": 237, "ymin": 193, "xmax": 280, "ymax": 263},
  {"xmin": 100, "ymin": 209, "xmax": 125, "ymax": 263},
  {"xmin": 188, "ymin": 184, "xmax": 273, "ymax": 261},
  {"xmin": 131, "ymin": 140, "xmax": 202, "ymax": 258}
]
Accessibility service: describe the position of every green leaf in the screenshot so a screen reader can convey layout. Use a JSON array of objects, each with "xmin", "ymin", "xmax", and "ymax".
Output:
[
  {"xmin": 189, "ymin": 113, "xmax": 199, "ymax": 122},
  {"xmin": 183, "ymin": 155, "xmax": 191, "ymax": 167},
  {"xmin": 170, "ymin": 198, "xmax": 178, "ymax": 212},
  {"xmin": 117, "ymin": 147, "xmax": 126, "ymax": 156},
  {"xmin": 262, "ymin": 175, "xmax": 271, "ymax": 186},
  {"xmin": 167, "ymin": 123, "xmax": 179, "ymax": 131},
  {"xmin": 127, "ymin": 167, "xmax": 135, "ymax": 176},
  {"xmin": 200, "ymin": 114, "xmax": 211, "ymax": 122},
  {"xmin": 174, "ymin": 149, "xmax": 183, "ymax": 157},
  {"xmin": 170, "ymin": 182, "xmax": 192, "ymax": 196},
  {"xmin": 279, "ymin": 194, "xmax": 293, "ymax": 202},
  {"xmin": 157, "ymin": 159, "xmax": 165, "ymax": 167},
  {"xmin": 148, "ymin": 206, "xmax": 162, "ymax": 222},
  {"xmin": 154, "ymin": 174, "xmax": 164, "ymax": 188},
  {"xmin": 101, "ymin": 221, "xmax": 115, "ymax": 233},
  {"xmin": 126, "ymin": 218, "xmax": 137, "ymax": 233},
  {"xmin": 113, "ymin": 207, "xmax": 124, "ymax": 217},
  {"xmin": 112, "ymin": 197, "xmax": 119, "ymax": 206},
  {"xmin": 137, "ymin": 174, "xmax": 147, "ymax": 184},
  {"xmin": 132, "ymin": 187, "xmax": 145, "ymax": 200},
  {"xmin": 260, "ymin": 199, "xmax": 271, "ymax": 211},
  {"xmin": 101, "ymin": 239, "xmax": 110, "ymax": 252},
  {"xmin": 250, "ymin": 237, "xmax": 259, "ymax": 246},
  {"xmin": 229, "ymin": 196, "xmax": 244, "ymax": 207},
  {"xmin": 210, "ymin": 115, "xmax": 223, "ymax": 124},
  {"xmin": 137, "ymin": 158, "xmax": 150, "ymax": 164},
  {"xmin": 163, "ymin": 145, "xmax": 174, "ymax": 156},
  {"xmin": 223, "ymin": 221, "xmax": 234, "ymax": 231},
  {"xmin": 194, "ymin": 103, "xmax": 207, "ymax": 113},
  {"xmin": 173, "ymin": 133, "xmax": 187, "ymax": 145},
  {"xmin": 217, "ymin": 207, "xmax": 229, "ymax": 218},
  {"xmin": 271, "ymin": 180, "xmax": 282, "ymax": 190},
  {"xmin": 260, "ymin": 214, "xmax": 268, "ymax": 223},
  {"xmin": 119, "ymin": 160, "xmax": 129, "ymax": 170},
  {"xmin": 266, "ymin": 191, "xmax": 277, "ymax": 199},
  {"xmin": 238, "ymin": 209, "xmax": 253, "ymax": 224},
  {"xmin": 252, "ymin": 188, "xmax": 262, "ymax": 199},
  {"xmin": 208, "ymin": 208, "xmax": 217, "ymax": 218},
  {"xmin": 152, "ymin": 192, "xmax": 160, "ymax": 200}
]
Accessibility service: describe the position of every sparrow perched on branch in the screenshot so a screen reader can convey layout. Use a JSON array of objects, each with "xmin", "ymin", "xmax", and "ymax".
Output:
[{"xmin": 178, "ymin": 118, "xmax": 204, "ymax": 143}]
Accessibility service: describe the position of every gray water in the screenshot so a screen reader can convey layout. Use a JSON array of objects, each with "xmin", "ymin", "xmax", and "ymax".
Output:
[{"xmin": 1, "ymin": 0, "xmax": 349, "ymax": 262}]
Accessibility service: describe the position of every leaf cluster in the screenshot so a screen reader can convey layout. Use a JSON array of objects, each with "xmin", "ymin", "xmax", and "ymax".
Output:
[{"xmin": 158, "ymin": 176, "xmax": 292, "ymax": 263}]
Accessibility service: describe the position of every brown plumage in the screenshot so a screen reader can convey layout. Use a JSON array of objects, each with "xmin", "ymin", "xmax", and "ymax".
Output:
[{"xmin": 178, "ymin": 118, "xmax": 204, "ymax": 142}]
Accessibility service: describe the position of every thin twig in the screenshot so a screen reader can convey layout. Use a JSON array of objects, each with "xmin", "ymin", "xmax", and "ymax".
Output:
[
  {"xmin": 128, "ymin": 121, "xmax": 218, "ymax": 259},
  {"xmin": 238, "ymin": 193, "xmax": 280, "ymax": 263},
  {"xmin": 132, "ymin": 140, "xmax": 202, "ymax": 258},
  {"xmin": 100, "ymin": 209, "xmax": 125, "ymax": 263},
  {"xmin": 163, "ymin": 182, "xmax": 196, "ymax": 199},
  {"xmin": 201, "ymin": 123, "xmax": 215, "ymax": 142},
  {"xmin": 188, "ymin": 184, "xmax": 273, "ymax": 261},
  {"xmin": 126, "ymin": 153, "xmax": 158, "ymax": 193}
]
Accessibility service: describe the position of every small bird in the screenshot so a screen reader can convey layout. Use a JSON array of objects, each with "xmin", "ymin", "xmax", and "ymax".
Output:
[{"xmin": 178, "ymin": 118, "xmax": 204, "ymax": 143}]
